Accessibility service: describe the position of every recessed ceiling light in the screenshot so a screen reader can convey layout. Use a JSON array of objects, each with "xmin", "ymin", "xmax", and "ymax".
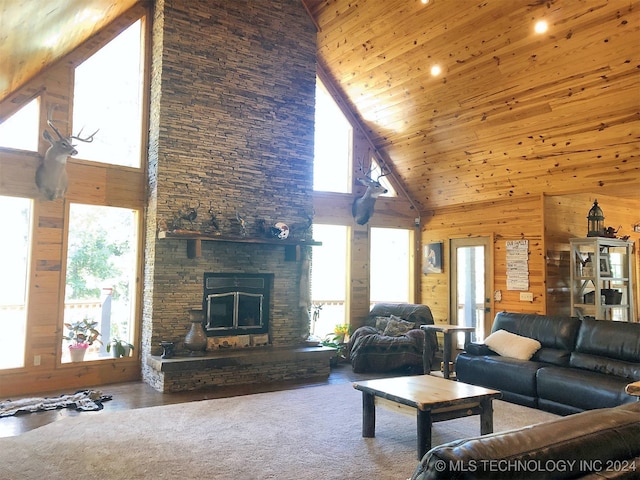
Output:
[
  {"xmin": 421, "ymin": 0, "xmax": 431, "ymax": 4},
  {"xmin": 534, "ymin": 20, "xmax": 548, "ymax": 34},
  {"xmin": 430, "ymin": 65, "xmax": 441, "ymax": 76}
]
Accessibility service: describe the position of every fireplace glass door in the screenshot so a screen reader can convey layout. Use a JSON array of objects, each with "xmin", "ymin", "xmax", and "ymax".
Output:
[{"xmin": 206, "ymin": 292, "xmax": 263, "ymax": 332}]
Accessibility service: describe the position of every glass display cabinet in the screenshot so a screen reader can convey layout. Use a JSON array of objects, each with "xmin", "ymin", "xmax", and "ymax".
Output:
[{"xmin": 570, "ymin": 237, "xmax": 635, "ymax": 321}]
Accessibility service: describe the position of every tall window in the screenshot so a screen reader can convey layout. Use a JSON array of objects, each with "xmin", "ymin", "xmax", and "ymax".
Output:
[
  {"xmin": 0, "ymin": 196, "xmax": 32, "ymax": 369},
  {"xmin": 62, "ymin": 204, "xmax": 138, "ymax": 363},
  {"xmin": 73, "ymin": 20, "xmax": 143, "ymax": 167},
  {"xmin": 310, "ymin": 224, "xmax": 349, "ymax": 339},
  {"xmin": 313, "ymin": 78, "xmax": 352, "ymax": 193},
  {"xmin": 370, "ymin": 227, "xmax": 412, "ymax": 305}
]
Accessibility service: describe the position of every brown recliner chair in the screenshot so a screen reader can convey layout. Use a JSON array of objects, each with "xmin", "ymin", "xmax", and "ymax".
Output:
[{"xmin": 348, "ymin": 303, "xmax": 438, "ymax": 374}]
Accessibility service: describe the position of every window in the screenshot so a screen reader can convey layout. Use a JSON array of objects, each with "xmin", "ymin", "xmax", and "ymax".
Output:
[
  {"xmin": 313, "ymin": 78, "xmax": 352, "ymax": 193},
  {"xmin": 310, "ymin": 224, "xmax": 349, "ymax": 339},
  {"xmin": 0, "ymin": 98, "xmax": 39, "ymax": 152},
  {"xmin": 62, "ymin": 204, "xmax": 139, "ymax": 363},
  {"xmin": 370, "ymin": 227, "xmax": 412, "ymax": 305},
  {"xmin": 0, "ymin": 196, "xmax": 32, "ymax": 369},
  {"xmin": 73, "ymin": 20, "xmax": 144, "ymax": 167}
]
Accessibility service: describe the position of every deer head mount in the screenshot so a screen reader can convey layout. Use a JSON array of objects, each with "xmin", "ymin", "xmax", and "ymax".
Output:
[
  {"xmin": 35, "ymin": 106, "xmax": 98, "ymax": 201},
  {"xmin": 352, "ymin": 159, "xmax": 389, "ymax": 225}
]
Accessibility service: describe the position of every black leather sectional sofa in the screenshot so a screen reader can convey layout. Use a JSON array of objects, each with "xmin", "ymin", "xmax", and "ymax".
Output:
[
  {"xmin": 411, "ymin": 401, "xmax": 640, "ymax": 480},
  {"xmin": 456, "ymin": 312, "xmax": 640, "ymax": 415}
]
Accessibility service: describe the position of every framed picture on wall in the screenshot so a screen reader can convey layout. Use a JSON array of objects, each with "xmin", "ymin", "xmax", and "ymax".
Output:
[
  {"xmin": 423, "ymin": 242, "xmax": 443, "ymax": 274},
  {"xmin": 599, "ymin": 253, "xmax": 611, "ymax": 277}
]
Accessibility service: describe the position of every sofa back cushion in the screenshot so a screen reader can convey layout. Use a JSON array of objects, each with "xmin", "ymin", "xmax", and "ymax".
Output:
[
  {"xmin": 492, "ymin": 312, "xmax": 580, "ymax": 351},
  {"xmin": 570, "ymin": 318, "xmax": 640, "ymax": 380},
  {"xmin": 367, "ymin": 303, "xmax": 434, "ymax": 328}
]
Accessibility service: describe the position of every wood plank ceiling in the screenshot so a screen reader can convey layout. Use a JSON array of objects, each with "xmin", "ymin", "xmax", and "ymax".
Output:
[
  {"xmin": 1, "ymin": 0, "xmax": 638, "ymax": 212},
  {"xmin": 0, "ymin": 0, "xmax": 138, "ymax": 110},
  {"xmin": 305, "ymin": 0, "xmax": 640, "ymax": 210}
]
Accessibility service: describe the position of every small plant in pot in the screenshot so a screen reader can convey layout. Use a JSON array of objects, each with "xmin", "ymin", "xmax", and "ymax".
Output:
[
  {"xmin": 63, "ymin": 317, "xmax": 102, "ymax": 362},
  {"xmin": 107, "ymin": 337, "xmax": 134, "ymax": 358}
]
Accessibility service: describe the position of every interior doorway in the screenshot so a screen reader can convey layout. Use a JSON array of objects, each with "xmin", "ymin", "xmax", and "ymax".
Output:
[{"xmin": 449, "ymin": 236, "xmax": 492, "ymax": 347}]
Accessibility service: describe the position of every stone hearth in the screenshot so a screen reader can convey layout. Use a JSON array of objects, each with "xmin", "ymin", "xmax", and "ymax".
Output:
[{"xmin": 144, "ymin": 346, "xmax": 335, "ymax": 393}]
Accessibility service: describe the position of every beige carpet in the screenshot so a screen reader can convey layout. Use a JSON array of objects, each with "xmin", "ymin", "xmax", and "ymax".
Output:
[{"xmin": 0, "ymin": 382, "xmax": 558, "ymax": 480}]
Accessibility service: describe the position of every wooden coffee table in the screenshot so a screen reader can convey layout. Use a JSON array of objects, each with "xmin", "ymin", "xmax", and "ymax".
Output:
[{"xmin": 353, "ymin": 375, "xmax": 501, "ymax": 459}]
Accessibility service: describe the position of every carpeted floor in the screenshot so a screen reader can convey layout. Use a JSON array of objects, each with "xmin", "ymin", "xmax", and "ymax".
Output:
[{"xmin": 0, "ymin": 382, "xmax": 558, "ymax": 480}]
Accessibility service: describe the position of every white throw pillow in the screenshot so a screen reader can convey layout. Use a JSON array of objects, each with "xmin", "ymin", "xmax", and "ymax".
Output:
[{"xmin": 484, "ymin": 329, "xmax": 541, "ymax": 360}]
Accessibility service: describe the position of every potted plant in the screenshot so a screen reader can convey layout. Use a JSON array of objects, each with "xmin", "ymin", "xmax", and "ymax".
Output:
[
  {"xmin": 106, "ymin": 337, "xmax": 134, "ymax": 358},
  {"xmin": 63, "ymin": 317, "xmax": 101, "ymax": 362},
  {"xmin": 321, "ymin": 324, "xmax": 352, "ymax": 367}
]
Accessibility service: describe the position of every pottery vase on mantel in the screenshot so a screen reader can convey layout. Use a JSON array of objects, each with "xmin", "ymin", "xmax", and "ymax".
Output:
[{"xmin": 184, "ymin": 309, "xmax": 207, "ymax": 356}]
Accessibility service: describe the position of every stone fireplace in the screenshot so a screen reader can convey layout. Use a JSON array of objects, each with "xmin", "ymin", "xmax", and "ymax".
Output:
[{"xmin": 141, "ymin": 0, "xmax": 327, "ymax": 392}]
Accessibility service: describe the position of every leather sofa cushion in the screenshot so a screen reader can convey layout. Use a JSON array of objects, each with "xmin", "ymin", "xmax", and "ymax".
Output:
[
  {"xmin": 575, "ymin": 318, "xmax": 640, "ymax": 363},
  {"xmin": 492, "ymin": 312, "xmax": 580, "ymax": 351},
  {"xmin": 455, "ymin": 353, "xmax": 543, "ymax": 397},
  {"xmin": 537, "ymin": 366, "xmax": 637, "ymax": 411},
  {"xmin": 411, "ymin": 402, "xmax": 640, "ymax": 480},
  {"xmin": 532, "ymin": 347, "xmax": 572, "ymax": 366},
  {"xmin": 570, "ymin": 352, "xmax": 640, "ymax": 381}
]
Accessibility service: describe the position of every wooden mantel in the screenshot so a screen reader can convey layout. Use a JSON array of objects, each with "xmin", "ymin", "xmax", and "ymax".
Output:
[{"xmin": 157, "ymin": 230, "xmax": 322, "ymax": 260}]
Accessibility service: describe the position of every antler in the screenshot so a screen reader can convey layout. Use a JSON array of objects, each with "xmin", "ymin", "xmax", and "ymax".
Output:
[
  {"xmin": 375, "ymin": 162, "xmax": 390, "ymax": 181},
  {"xmin": 46, "ymin": 104, "xmax": 99, "ymax": 142},
  {"xmin": 71, "ymin": 126, "xmax": 99, "ymax": 143},
  {"xmin": 46, "ymin": 105, "xmax": 67, "ymax": 141}
]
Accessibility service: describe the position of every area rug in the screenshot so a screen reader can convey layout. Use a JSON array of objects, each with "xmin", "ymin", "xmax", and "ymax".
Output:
[
  {"xmin": 0, "ymin": 382, "xmax": 557, "ymax": 480},
  {"xmin": 0, "ymin": 390, "xmax": 112, "ymax": 418}
]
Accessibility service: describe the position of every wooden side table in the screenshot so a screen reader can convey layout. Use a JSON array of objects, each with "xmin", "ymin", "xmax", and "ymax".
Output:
[{"xmin": 422, "ymin": 324, "xmax": 475, "ymax": 379}]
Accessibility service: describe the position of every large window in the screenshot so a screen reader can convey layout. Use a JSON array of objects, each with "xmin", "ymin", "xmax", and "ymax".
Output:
[
  {"xmin": 0, "ymin": 98, "xmax": 40, "ymax": 152},
  {"xmin": 62, "ymin": 204, "xmax": 139, "ymax": 363},
  {"xmin": 310, "ymin": 224, "xmax": 349, "ymax": 339},
  {"xmin": 313, "ymin": 79, "xmax": 352, "ymax": 193},
  {"xmin": 73, "ymin": 20, "xmax": 144, "ymax": 167},
  {"xmin": 0, "ymin": 196, "xmax": 32, "ymax": 370},
  {"xmin": 370, "ymin": 227, "xmax": 412, "ymax": 305}
]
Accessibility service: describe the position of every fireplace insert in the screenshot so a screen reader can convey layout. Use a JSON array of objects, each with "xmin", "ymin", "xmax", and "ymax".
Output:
[{"xmin": 202, "ymin": 273, "xmax": 273, "ymax": 337}]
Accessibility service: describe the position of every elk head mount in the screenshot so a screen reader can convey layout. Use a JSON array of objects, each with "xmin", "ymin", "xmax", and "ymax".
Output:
[
  {"xmin": 35, "ymin": 106, "xmax": 98, "ymax": 201},
  {"xmin": 352, "ymin": 160, "xmax": 389, "ymax": 225}
]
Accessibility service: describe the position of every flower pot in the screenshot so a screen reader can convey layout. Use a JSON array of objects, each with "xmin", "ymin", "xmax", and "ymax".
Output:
[{"xmin": 69, "ymin": 344, "xmax": 88, "ymax": 362}]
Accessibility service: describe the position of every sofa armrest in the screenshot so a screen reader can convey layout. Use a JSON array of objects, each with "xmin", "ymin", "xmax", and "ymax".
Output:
[
  {"xmin": 626, "ymin": 381, "xmax": 640, "ymax": 398},
  {"xmin": 464, "ymin": 342, "xmax": 495, "ymax": 356}
]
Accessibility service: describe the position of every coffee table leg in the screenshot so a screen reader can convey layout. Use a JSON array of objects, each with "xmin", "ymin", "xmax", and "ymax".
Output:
[
  {"xmin": 479, "ymin": 398, "xmax": 494, "ymax": 435},
  {"xmin": 362, "ymin": 392, "xmax": 376, "ymax": 437},
  {"xmin": 417, "ymin": 409, "xmax": 432, "ymax": 459}
]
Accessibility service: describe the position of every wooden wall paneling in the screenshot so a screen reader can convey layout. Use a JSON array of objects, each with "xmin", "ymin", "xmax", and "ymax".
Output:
[
  {"xmin": 0, "ymin": 152, "xmax": 40, "ymax": 197},
  {"xmin": 421, "ymin": 195, "xmax": 545, "ymax": 328},
  {"xmin": 349, "ymin": 226, "xmax": 371, "ymax": 329}
]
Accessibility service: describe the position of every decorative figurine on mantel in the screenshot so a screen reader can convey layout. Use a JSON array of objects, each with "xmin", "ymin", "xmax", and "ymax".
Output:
[
  {"xmin": 235, "ymin": 210, "xmax": 247, "ymax": 237},
  {"xmin": 178, "ymin": 200, "xmax": 200, "ymax": 231},
  {"xmin": 204, "ymin": 201, "xmax": 221, "ymax": 235},
  {"xmin": 257, "ymin": 219, "xmax": 289, "ymax": 239}
]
